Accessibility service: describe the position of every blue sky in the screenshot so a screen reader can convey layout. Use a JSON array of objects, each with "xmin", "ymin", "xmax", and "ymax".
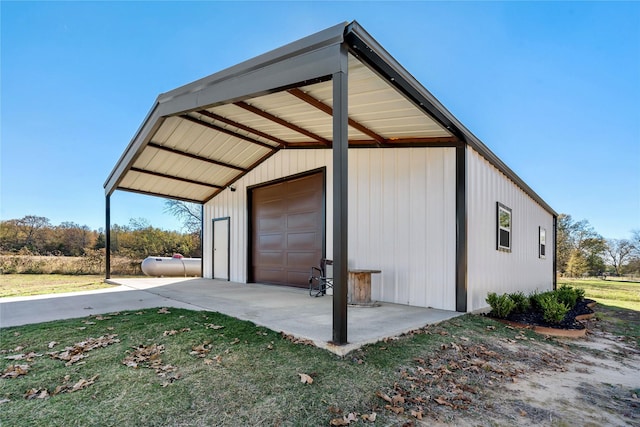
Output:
[{"xmin": 1, "ymin": 1, "xmax": 639, "ymax": 239}]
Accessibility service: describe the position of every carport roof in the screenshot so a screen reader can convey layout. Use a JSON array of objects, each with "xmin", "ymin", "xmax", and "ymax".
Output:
[{"xmin": 104, "ymin": 21, "xmax": 555, "ymax": 215}]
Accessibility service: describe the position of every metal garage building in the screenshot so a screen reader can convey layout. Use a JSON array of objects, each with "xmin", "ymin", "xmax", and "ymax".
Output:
[{"xmin": 105, "ymin": 21, "xmax": 556, "ymax": 345}]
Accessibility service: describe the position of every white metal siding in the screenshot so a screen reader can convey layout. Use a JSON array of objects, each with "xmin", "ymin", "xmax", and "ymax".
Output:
[
  {"xmin": 203, "ymin": 147, "xmax": 457, "ymax": 310},
  {"xmin": 466, "ymin": 148, "xmax": 554, "ymax": 311}
]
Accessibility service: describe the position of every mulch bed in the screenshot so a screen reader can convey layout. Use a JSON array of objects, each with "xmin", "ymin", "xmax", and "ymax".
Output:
[{"xmin": 487, "ymin": 299, "xmax": 596, "ymax": 330}]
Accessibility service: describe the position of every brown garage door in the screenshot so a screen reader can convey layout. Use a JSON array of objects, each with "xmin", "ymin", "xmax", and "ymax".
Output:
[{"xmin": 250, "ymin": 171, "xmax": 324, "ymax": 287}]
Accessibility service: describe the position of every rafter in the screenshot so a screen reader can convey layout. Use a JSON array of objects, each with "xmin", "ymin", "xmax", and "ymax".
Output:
[
  {"xmin": 234, "ymin": 101, "xmax": 331, "ymax": 146},
  {"xmin": 180, "ymin": 114, "xmax": 277, "ymax": 151},
  {"xmin": 278, "ymin": 136, "xmax": 460, "ymax": 148},
  {"xmin": 196, "ymin": 110, "xmax": 289, "ymax": 148},
  {"xmin": 146, "ymin": 142, "xmax": 246, "ymax": 172},
  {"xmin": 287, "ymin": 88, "xmax": 386, "ymax": 146},
  {"xmin": 130, "ymin": 167, "xmax": 223, "ymax": 189}
]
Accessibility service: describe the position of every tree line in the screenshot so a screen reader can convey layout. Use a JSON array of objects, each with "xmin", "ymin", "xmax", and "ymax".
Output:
[
  {"xmin": 557, "ymin": 214, "xmax": 639, "ymax": 277},
  {"xmin": 1, "ymin": 210, "xmax": 638, "ymax": 277},
  {"xmin": 0, "ymin": 215, "xmax": 200, "ymax": 259}
]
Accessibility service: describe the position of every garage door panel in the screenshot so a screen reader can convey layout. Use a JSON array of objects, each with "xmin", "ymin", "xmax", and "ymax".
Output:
[
  {"xmin": 286, "ymin": 251, "xmax": 318, "ymax": 268},
  {"xmin": 286, "ymin": 212, "xmax": 318, "ymax": 230},
  {"xmin": 287, "ymin": 193, "xmax": 320, "ymax": 211},
  {"xmin": 251, "ymin": 171, "xmax": 323, "ymax": 287},
  {"xmin": 257, "ymin": 199, "xmax": 286, "ymax": 216},
  {"xmin": 258, "ymin": 217, "xmax": 284, "ymax": 232},
  {"xmin": 258, "ymin": 234, "xmax": 284, "ymax": 250},
  {"xmin": 287, "ymin": 271, "xmax": 312, "ymax": 285},
  {"xmin": 287, "ymin": 232, "xmax": 318, "ymax": 249},
  {"xmin": 256, "ymin": 251, "xmax": 284, "ymax": 265},
  {"xmin": 255, "ymin": 268, "xmax": 285, "ymax": 283}
]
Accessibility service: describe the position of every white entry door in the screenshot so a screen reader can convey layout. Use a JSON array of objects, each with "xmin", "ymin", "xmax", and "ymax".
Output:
[{"xmin": 213, "ymin": 217, "xmax": 230, "ymax": 280}]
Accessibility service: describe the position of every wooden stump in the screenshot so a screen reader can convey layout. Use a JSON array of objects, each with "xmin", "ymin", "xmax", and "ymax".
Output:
[{"xmin": 348, "ymin": 269, "xmax": 381, "ymax": 306}]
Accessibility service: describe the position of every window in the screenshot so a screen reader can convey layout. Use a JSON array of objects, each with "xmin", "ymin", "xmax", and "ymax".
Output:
[
  {"xmin": 539, "ymin": 227, "xmax": 546, "ymax": 259},
  {"xmin": 497, "ymin": 203, "xmax": 512, "ymax": 252}
]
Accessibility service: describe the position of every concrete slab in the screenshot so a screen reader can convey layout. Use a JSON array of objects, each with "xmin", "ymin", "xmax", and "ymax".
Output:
[{"xmin": 0, "ymin": 278, "xmax": 462, "ymax": 355}]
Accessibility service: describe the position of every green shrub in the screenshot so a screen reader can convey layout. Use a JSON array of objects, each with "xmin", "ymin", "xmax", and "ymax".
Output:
[
  {"xmin": 556, "ymin": 284, "xmax": 579, "ymax": 308},
  {"xmin": 537, "ymin": 293, "xmax": 569, "ymax": 324},
  {"xmin": 508, "ymin": 291, "xmax": 531, "ymax": 313},
  {"xmin": 486, "ymin": 292, "xmax": 516, "ymax": 318},
  {"xmin": 529, "ymin": 291, "xmax": 549, "ymax": 311}
]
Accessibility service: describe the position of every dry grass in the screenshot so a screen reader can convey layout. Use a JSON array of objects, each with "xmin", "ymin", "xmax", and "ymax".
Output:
[
  {"xmin": 0, "ymin": 275, "xmax": 116, "ymax": 298},
  {"xmin": 0, "ymin": 255, "xmax": 141, "ymax": 276}
]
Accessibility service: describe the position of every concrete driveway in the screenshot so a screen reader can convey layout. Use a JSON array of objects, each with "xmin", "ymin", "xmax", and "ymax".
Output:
[{"xmin": 1, "ymin": 278, "xmax": 461, "ymax": 355}]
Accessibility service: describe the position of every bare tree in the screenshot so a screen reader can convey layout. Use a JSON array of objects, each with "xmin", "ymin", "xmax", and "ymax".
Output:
[
  {"xmin": 164, "ymin": 200, "xmax": 202, "ymax": 234},
  {"xmin": 605, "ymin": 238, "xmax": 636, "ymax": 276}
]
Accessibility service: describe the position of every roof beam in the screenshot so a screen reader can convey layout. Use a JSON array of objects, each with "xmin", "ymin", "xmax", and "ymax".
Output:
[
  {"xmin": 116, "ymin": 187, "xmax": 203, "ymax": 204},
  {"xmin": 282, "ymin": 136, "xmax": 460, "ymax": 148},
  {"xmin": 179, "ymin": 114, "xmax": 277, "ymax": 151},
  {"xmin": 287, "ymin": 88, "xmax": 385, "ymax": 146},
  {"xmin": 146, "ymin": 142, "xmax": 246, "ymax": 172},
  {"xmin": 234, "ymin": 101, "xmax": 331, "ymax": 147},
  {"xmin": 196, "ymin": 110, "xmax": 289, "ymax": 148},
  {"xmin": 130, "ymin": 167, "xmax": 223, "ymax": 189}
]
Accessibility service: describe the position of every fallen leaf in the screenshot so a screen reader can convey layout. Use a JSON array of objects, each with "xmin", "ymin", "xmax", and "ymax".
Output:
[
  {"xmin": 157, "ymin": 307, "xmax": 171, "ymax": 314},
  {"xmin": 384, "ymin": 404, "xmax": 404, "ymax": 414},
  {"xmin": 280, "ymin": 332, "xmax": 314, "ymax": 346},
  {"xmin": 410, "ymin": 409, "xmax": 423, "ymax": 420},
  {"xmin": 377, "ymin": 390, "xmax": 394, "ymax": 403},
  {"xmin": 206, "ymin": 324, "xmax": 224, "ymax": 330},
  {"xmin": 49, "ymin": 334, "xmax": 119, "ymax": 366},
  {"xmin": 2, "ymin": 364, "xmax": 30, "ymax": 379},
  {"xmin": 361, "ymin": 412, "xmax": 377, "ymax": 422},
  {"xmin": 24, "ymin": 388, "xmax": 42, "ymax": 399},
  {"xmin": 434, "ymin": 397, "xmax": 454, "ymax": 408},
  {"xmin": 392, "ymin": 394, "xmax": 405, "ymax": 405},
  {"xmin": 328, "ymin": 406, "xmax": 342, "ymax": 414},
  {"xmin": 203, "ymin": 358, "xmax": 214, "ymax": 365},
  {"xmin": 163, "ymin": 330, "xmax": 178, "ymax": 336},
  {"xmin": 330, "ymin": 413, "xmax": 357, "ymax": 426},
  {"xmin": 48, "ymin": 341, "xmax": 58, "ymax": 349},
  {"xmin": 519, "ymin": 409, "xmax": 527, "ymax": 417},
  {"xmin": 71, "ymin": 375, "xmax": 99, "ymax": 392},
  {"xmin": 5, "ymin": 352, "xmax": 42, "ymax": 361},
  {"xmin": 0, "ymin": 398, "xmax": 10, "ymax": 404},
  {"xmin": 190, "ymin": 343, "xmax": 211, "ymax": 357},
  {"xmin": 298, "ymin": 373, "xmax": 314, "ymax": 384}
]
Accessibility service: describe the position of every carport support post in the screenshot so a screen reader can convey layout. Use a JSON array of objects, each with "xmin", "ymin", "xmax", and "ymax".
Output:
[
  {"xmin": 332, "ymin": 45, "xmax": 349, "ymax": 345},
  {"xmin": 105, "ymin": 194, "xmax": 111, "ymax": 280}
]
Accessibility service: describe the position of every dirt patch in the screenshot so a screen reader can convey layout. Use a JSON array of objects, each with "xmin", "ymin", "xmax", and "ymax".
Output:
[{"xmin": 378, "ymin": 319, "xmax": 640, "ymax": 426}]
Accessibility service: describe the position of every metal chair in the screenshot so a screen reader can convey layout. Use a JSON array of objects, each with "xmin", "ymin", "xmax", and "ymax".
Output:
[{"xmin": 309, "ymin": 258, "xmax": 333, "ymax": 297}]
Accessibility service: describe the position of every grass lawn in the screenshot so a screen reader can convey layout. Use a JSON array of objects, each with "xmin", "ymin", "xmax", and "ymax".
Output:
[
  {"xmin": 557, "ymin": 278, "xmax": 640, "ymax": 311},
  {"xmin": 0, "ymin": 275, "xmax": 116, "ymax": 298},
  {"xmin": 1, "ymin": 277, "xmax": 638, "ymax": 425},
  {"xmin": 0, "ymin": 309, "xmax": 492, "ymax": 426}
]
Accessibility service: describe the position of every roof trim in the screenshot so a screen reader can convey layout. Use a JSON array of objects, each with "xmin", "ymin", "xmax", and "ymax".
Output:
[
  {"xmin": 344, "ymin": 22, "xmax": 557, "ymax": 216},
  {"xmin": 105, "ymin": 23, "xmax": 350, "ymax": 196},
  {"xmin": 105, "ymin": 20, "xmax": 555, "ymax": 217}
]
